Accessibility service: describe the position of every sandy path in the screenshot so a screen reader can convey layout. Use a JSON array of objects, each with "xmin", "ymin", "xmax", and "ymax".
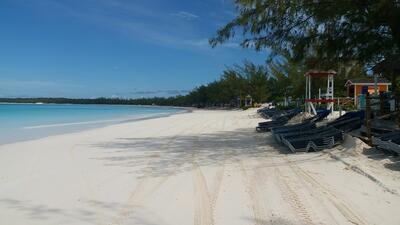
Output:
[{"xmin": 0, "ymin": 109, "xmax": 400, "ymax": 225}]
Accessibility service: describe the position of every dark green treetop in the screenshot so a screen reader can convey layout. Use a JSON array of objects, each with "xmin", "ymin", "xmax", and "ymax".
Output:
[{"xmin": 210, "ymin": 0, "xmax": 400, "ymax": 77}]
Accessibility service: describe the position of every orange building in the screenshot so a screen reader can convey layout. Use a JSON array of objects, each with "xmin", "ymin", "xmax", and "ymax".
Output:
[{"xmin": 345, "ymin": 78, "xmax": 391, "ymax": 105}]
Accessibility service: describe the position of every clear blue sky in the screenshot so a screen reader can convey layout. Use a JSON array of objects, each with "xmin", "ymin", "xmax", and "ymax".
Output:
[{"xmin": 0, "ymin": 0, "xmax": 268, "ymax": 98}]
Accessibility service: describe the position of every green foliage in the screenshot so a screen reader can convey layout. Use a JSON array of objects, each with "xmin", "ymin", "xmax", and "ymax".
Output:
[
  {"xmin": 210, "ymin": 0, "xmax": 400, "ymax": 84},
  {"xmin": 184, "ymin": 61, "xmax": 270, "ymax": 107},
  {"xmin": 266, "ymin": 53, "xmax": 368, "ymax": 102},
  {"xmin": 267, "ymin": 54, "xmax": 307, "ymax": 101}
]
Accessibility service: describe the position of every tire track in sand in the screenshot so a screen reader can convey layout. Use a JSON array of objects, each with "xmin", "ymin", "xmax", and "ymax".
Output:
[
  {"xmin": 192, "ymin": 153, "xmax": 226, "ymax": 225},
  {"xmin": 285, "ymin": 156, "xmax": 367, "ymax": 225},
  {"xmin": 266, "ymin": 149, "xmax": 315, "ymax": 225},
  {"xmin": 239, "ymin": 161, "xmax": 270, "ymax": 225},
  {"xmin": 110, "ymin": 121, "xmax": 206, "ymax": 225},
  {"xmin": 274, "ymin": 166, "xmax": 315, "ymax": 225},
  {"xmin": 237, "ymin": 120, "xmax": 272, "ymax": 225},
  {"xmin": 193, "ymin": 162, "xmax": 215, "ymax": 225},
  {"xmin": 192, "ymin": 115, "xmax": 228, "ymax": 225}
]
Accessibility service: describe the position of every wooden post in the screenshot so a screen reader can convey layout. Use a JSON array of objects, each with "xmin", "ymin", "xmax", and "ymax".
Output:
[
  {"xmin": 365, "ymin": 92, "xmax": 372, "ymax": 145},
  {"xmin": 379, "ymin": 92, "xmax": 384, "ymax": 116}
]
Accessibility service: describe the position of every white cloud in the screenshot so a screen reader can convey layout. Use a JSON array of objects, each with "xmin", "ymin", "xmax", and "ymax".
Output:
[
  {"xmin": 170, "ymin": 11, "xmax": 199, "ymax": 20},
  {"xmin": 185, "ymin": 38, "xmax": 240, "ymax": 49}
]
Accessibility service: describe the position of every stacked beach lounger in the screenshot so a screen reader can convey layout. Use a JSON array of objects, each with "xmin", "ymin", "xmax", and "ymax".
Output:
[
  {"xmin": 271, "ymin": 110, "xmax": 342, "ymax": 152},
  {"xmin": 327, "ymin": 111, "xmax": 364, "ymax": 132},
  {"xmin": 257, "ymin": 109, "xmax": 365, "ymax": 153},
  {"xmin": 256, "ymin": 108, "xmax": 302, "ymax": 132},
  {"xmin": 275, "ymin": 125, "xmax": 343, "ymax": 152},
  {"xmin": 372, "ymin": 131, "xmax": 400, "ymax": 155},
  {"xmin": 257, "ymin": 108, "xmax": 280, "ymax": 119}
]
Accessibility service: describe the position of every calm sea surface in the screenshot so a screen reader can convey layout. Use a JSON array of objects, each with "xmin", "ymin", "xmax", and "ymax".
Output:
[{"xmin": 0, "ymin": 103, "xmax": 185, "ymax": 145}]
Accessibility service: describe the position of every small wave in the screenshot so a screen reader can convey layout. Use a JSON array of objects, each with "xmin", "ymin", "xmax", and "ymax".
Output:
[{"xmin": 21, "ymin": 113, "xmax": 170, "ymax": 130}]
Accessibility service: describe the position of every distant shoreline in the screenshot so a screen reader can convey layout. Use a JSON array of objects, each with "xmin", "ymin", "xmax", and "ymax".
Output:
[{"xmin": 0, "ymin": 101, "xmax": 193, "ymax": 110}]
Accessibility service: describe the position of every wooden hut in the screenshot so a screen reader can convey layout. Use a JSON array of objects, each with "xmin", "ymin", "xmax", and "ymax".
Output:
[{"xmin": 345, "ymin": 78, "xmax": 391, "ymax": 105}]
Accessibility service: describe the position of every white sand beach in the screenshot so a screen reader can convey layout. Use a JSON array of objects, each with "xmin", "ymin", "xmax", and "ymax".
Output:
[{"xmin": 1, "ymin": 109, "xmax": 400, "ymax": 225}]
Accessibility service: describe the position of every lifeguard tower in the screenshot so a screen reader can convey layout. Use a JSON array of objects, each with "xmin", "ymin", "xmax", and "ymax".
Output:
[{"xmin": 305, "ymin": 70, "xmax": 336, "ymax": 115}]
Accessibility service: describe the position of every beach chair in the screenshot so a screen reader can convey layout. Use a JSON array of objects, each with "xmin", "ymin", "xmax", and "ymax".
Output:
[
  {"xmin": 271, "ymin": 122, "xmax": 317, "ymax": 143},
  {"xmin": 277, "ymin": 126, "xmax": 334, "ymax": 144},
  {"xmin": 372, "ymin": 131, "xmax": 400, "ymax": 155},
  {"xmin": 282, "ymin": 128, "xmax": 343, "ymax": 152},
  {"xmin": 258, "ymin": 108, "xmax": 280, "ymax": 119},
  {"xmin": 256, "ymin": 109, "xmax": 302, "ymax": 132},
  {"xmin": 304, "ymin": 109, "xmax": 330, "ymax": 123},
  {"xmin": 256, "ymin": 119, "xmax": 288, "ymax": 132},
  {"xmin": 327, "ymin": 110, "xmax": 364, "ymax": 132}
]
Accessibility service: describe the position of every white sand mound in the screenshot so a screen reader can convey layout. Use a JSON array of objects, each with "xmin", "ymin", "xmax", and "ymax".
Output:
[
  {"xmin": 339, "ymin": 134, "xmax": 369, "ymax": 156},
  {"xmin": 287, "ymin": 112, "xmax": 313, "ymax": 124}
]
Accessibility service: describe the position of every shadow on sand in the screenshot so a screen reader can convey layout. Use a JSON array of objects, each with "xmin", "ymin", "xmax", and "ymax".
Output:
[
  {"xmin": 88, "ymin": 128, "xmax": 331, "ymax": 179},
  {"xmin": 0, "ymin": 128, "xmax": 330, "ymax": 224},
  {"xmin": 0, "ymin": 198, "xmax": 167, "ymax": 225},
  {"xmin": 362, "ymin": 146, "xmax": 400, "ymax": 172}
]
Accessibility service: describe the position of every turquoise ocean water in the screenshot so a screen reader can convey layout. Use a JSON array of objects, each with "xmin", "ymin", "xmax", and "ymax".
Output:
[{"xmin": 0, "ymin": 103, "xmax": 185, "ymax": 145}]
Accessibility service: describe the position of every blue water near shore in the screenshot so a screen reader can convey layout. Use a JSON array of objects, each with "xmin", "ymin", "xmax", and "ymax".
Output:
[{"xmin": 0, "ymin": 103, "xmax": 185, "ymax": 145}]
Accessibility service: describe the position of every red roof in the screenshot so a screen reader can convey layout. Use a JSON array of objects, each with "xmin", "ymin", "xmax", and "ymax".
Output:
[{"xmin": 305, "ymin": 70, "xmax": 337, "ymax": 77}]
